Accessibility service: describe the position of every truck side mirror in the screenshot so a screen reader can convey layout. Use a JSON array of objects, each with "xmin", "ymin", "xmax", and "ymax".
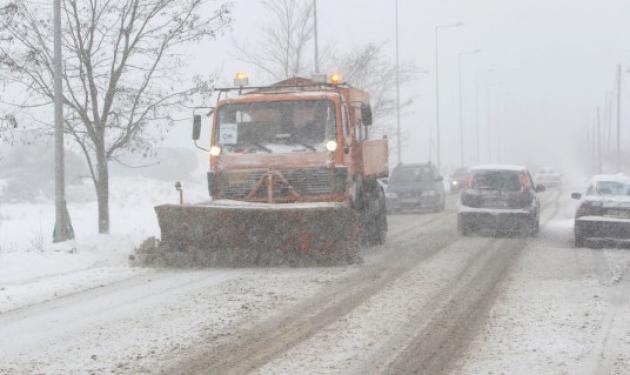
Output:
[
  {"xmin": 192, "ymin": 115, "xmax": 202, "ymax": 141},
  {"xmin": 361, "ymin": 104, "xmax": 373, "ymax": 126}
]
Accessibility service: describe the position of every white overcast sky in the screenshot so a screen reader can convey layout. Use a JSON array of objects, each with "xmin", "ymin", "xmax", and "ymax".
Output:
[{"xmin": 184, "ymin": 0, "xmax": 630, "ymax": 171}]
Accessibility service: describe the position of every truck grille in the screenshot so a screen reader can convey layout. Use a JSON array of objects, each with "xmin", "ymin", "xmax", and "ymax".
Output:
[{"xmin": 219, "ymin": 168, "xmax": 345, "ymax": 200}]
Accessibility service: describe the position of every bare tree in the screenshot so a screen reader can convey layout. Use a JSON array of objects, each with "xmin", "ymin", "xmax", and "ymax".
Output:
[
  {"xmin": 233, "ymin": 1, "xmax": 417, "ymax": 144},
  {"xmin": 334, "ymin": 43, "xmax": 418, "ymax": 137},
  {"xmin": 0, "ymin": 0, "xmax": 231, "ymax": 233},
  {"xmin": 234, "ymin": 0, "xmax": 314, "ymax": 81}
]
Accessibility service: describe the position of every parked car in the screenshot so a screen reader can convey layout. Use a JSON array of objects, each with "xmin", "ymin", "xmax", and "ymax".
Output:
[
  {"xmin": 535, "ymin": 167, "xmax": 562, "ymax": 188},
  {"xmin": 449, "ymin": 167, "xmax": 469, "ymax": 194},
  {"xmin": 458, "ymin": 165, "xmax": 545, "ymax": 236},
  {"xmin": 572, "ymin": 174, "xmax": 630, "ymax": 247},
  {"xmin": 386, "ymin": 163, "xmax": 446, "ymax": 212}
]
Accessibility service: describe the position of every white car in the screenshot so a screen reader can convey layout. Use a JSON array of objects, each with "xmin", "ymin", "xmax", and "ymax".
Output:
[{"xmin": 572, "ymin": 174, "xmax": 630, "ymax": 247}]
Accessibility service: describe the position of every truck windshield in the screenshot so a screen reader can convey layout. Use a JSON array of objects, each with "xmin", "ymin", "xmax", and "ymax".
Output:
[{"xmin": 216, "ymin": 100, "xmax": 337, "ymax": 154}]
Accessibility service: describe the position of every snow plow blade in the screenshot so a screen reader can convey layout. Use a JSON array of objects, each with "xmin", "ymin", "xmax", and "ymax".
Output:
[{"xmin": 135, "ymin": 201, "xmax": 361, "ymax": 267}]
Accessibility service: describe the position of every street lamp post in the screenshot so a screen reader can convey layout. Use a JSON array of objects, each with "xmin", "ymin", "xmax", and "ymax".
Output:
[
  {"xmin": 475, "ymin": 68, "xmax": 494, "ymax": 164},
  {"xmin": 616, "ymin": 64, "xmax": 622, "ymax": 172},
  {"xmin": 313, "ymin": 0, "xmax": 319, "ymax": 73},
  {"xmin": 457, "ymin": 49, "xmax": 481, "ymax": 167},
  {"xmin": 395, "ymin": 0, "xmax": 402, "ymax": 165},
  {"xmin": 434, "ymin": 22, "xmax": 463, "ymax": 170},
  {"xmin": 52, "ymin": 0, "xmax": 74, "ymax": 243},
  {"xmin": 486, "ymin": 81, "xmax": 503, "ymax": 162},
  {"xmin": 595, "ymin": 107, "xmax": 602, "ymax": 173}
]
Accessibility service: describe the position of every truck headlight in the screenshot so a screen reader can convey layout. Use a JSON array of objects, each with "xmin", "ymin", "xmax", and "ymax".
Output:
[
  {"xmin": 326, "ymin": 140, "xmax": 338, "ymax": 152},
  {"xmin": 210, "ymin": 146, "xmax": 222, "ymax": 156},
  {"xmin": 386, "ymin": 192, "xmax": 398, "ymax": 199}
]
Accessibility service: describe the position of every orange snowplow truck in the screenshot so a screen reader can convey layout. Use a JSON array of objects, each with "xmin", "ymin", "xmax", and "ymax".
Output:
[{"xmin": 149, "ymin": 75, "xmax": 388, "ymax": 267}]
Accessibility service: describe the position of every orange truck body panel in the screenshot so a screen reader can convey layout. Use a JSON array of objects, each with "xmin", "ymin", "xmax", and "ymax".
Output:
[{"xmin": 208, "ymin": 78, "xmax": 388, "ymax": 204}]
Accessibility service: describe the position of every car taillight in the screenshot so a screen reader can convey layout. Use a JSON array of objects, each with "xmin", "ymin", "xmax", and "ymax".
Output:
[
  {"xmin": 463, "ymin": 175, "xmax": 472, "ymax": 188},
  {"xmin": 520, "ymin": 174, "xmax": 530, "ymax": 192}
]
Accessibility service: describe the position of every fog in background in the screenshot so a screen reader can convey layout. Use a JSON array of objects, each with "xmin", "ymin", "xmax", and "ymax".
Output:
[
  {"xmin": 177, "ymin": 0, "xmax": 630, "ymax": 179},
  {"xmin": 5, "ymin": 0, "xmax": 630, "ymax": 184}
]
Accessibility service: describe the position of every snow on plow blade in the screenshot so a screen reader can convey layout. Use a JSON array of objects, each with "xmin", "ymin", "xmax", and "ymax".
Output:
[{"xmin": 135, "ymin": 201, "xmax": 361, "ymax": 267}]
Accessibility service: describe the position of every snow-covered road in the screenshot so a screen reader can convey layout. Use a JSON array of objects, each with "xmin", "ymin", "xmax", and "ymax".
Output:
[{"xmin": 1, "ymin": 191, "xmax": 629, "ymax": 374}]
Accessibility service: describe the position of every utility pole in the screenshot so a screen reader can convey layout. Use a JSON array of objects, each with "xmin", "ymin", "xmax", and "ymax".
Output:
[
  {"xmin": 605, "ymin": 91, "xmax": 613, "ymax": 153},
  {"xmin": 486, "ymin": 84, "xmax": 493, "ymax": 162},
  {"xmin": 616, "ymin": 64, "xmax": 622, "ymax": 172},
  {"xmin": 53, "ymin": 0, "xmax": 74, "ymax": 242},
  {"xmin": 474, "ymin": 73, "xmax": 480, "ymax": 164},
  {"xmin": 312, "ymin": 0, "xmax": 320, "ymax": 73},
  {"xmin": 395, "ymin": 0, "xmax": 401, "ymax": 165},
  {"xmin": 475, "ymin": 68, "xmax": 494, "ymax": 164},
  {"xmin": 457, "ymin": 54, "xmax": 464, "ymax": 167},
  {"xmin": 434, "ymin": 22, "xmax": 463, "ymax": 170},
  {"xmin": 597, "ymin": 107, "xmax": 602, "ymax": 173}
]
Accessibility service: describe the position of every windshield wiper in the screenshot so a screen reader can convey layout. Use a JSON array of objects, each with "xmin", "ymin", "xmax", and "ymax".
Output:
[
  {"xmin": 239, "ymin": 141, "xmax": 272, "ymax": 153},
  {"xmin": 294, "ymin": 140, "xmax": 316, "ymax": 151},
  {"xmin": 286, "ymin": 135, "xmax": 316, "ymax": 151}
]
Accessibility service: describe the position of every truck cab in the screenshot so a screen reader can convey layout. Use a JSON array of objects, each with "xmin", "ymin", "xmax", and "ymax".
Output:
[{"xmin": 199, "ymin": 76, "xmax": 389, "ymax": 207}]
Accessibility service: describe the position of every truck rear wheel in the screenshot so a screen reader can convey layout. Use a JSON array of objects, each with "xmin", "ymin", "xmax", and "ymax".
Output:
[
  {"xmin": 361, "ymin": 181, "xmax": 387, "ymax": 246},
  {"xmin": 370, "ymin": 189, "xmax": 387, "ymax": 245}
]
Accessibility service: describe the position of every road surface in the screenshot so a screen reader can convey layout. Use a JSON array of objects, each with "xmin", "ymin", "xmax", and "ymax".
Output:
[{"xmin": 1, "ymin": 191, "xmax": 629, "ymax": 374}]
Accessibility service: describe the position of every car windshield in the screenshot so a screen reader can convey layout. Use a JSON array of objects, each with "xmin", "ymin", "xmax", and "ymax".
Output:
[
  {"xmin": 216, "ymin": 100, "xmax": 336, "ymax": 153},
  {"xmin": 472, "ymin": 171, "xmax": 522, "ymax": 191},
  {"xmin": 590, "ymin": 180, "xmax": 630, "ymax": 196},
  {"xmin": 391, "ymin": 166, "xmax": 433, "ymax": 183}
]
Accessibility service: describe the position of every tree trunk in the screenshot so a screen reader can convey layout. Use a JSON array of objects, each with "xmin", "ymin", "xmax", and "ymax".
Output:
[{"xmin": 94, "ymin": 142, "xmax": 110, "ymax": 234}]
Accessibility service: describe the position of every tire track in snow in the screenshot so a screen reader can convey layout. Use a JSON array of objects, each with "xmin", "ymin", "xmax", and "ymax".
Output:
[
  {"xmin": 166, "ymin": 212, "xmax": 459, "ymax": 374},
  {"xmin": 379, "ymin": 190, "xmax": 561, "ymax": 375}
]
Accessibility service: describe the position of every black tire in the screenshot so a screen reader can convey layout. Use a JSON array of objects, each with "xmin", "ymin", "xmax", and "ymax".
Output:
[
  {"xmin": 528, "ymin": 216, "xmax": 540, "ymax": 237},
  {"xmin": 361, "ymin": 181, "xmax": 387, "ymax": 246},
  {"xmin": 432, "ymin": 197, "xmax": 445, "ymax": 213},
  {"xmin": 371, "ymin": 205, "xmax": 387, "ymax": 245},
  {"xmin": 458, "ymin": 217, "xmax": 471, "ymax": 236},
  {"xmin": 575, "ymin": 235, "xmax": 585, "ymax": 248}
]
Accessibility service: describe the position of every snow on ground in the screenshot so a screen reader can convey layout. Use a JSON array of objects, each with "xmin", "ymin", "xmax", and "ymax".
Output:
[
  {"xmin": 0, "ymin": 267, "xmax": 353, "ymax": 374},
  {"xmin": 254, "ymin": 236, "xmax": 495, "ymax": 375},
  {"xmin": 0, "ymin": 175, "xmax": 208, "ymax": 312},
  {"xmin": 452, "ymin": 193, "xmax": 630, "ymax": 375}
]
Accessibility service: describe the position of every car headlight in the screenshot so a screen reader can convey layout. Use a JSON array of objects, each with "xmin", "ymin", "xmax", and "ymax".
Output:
[
  {"xmin": 422, "ymin": 190, "xmax": 437, "ymax": 196},
  {"xmin": 451, "ymin": 181, "xmax": 459, "ymax": 186},
  {"xmin": 386, "ymin": 192, "xmax": 398, "ymax": 199},
  {"xmin": 326, "ymin": 140, "xmax": 338, "ymax": 152}
]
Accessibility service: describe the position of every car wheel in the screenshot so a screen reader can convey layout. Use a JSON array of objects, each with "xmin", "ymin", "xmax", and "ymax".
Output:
[
  {"xmin": 458, "ymin": 217, "xmax": 471, "ymax": 236},
  {"xmin": 529, "ymin": 217, "xmax": 540, "ymax": 237},
  {"xmin": 575, "ymin": 234, "xmax": 585, "ymax": 248},
  {"xmin": 364, "ymin": 183, "xmax": 387, "ymax": 246}
]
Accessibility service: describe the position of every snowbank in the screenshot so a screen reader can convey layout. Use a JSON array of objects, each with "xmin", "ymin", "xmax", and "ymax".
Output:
[{"xmin": 0, "ymin": 175, "xmax": 208, "ymax": 312}]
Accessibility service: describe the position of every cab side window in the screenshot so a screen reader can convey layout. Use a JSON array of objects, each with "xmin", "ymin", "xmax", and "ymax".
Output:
[
  {"xmin": 356, "ymin": 107, "xmax": 367, "ymax": 141},
  {"xmin": 341, "ymin": 103, "xmax": 351, "ymax": 144}
]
